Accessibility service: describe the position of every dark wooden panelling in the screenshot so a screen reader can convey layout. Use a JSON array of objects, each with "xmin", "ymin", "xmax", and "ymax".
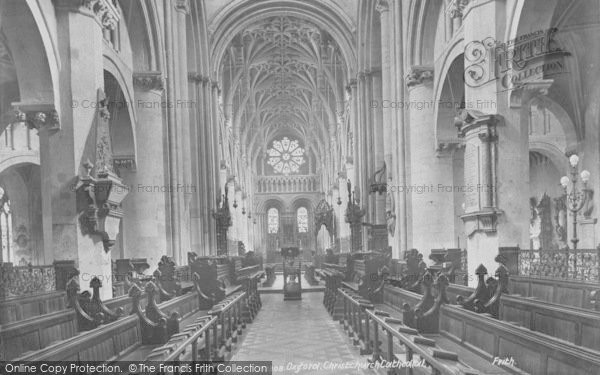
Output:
[
  {"xmin": 498, "ymin": 337, "xmax": 541, "ymax": 374},
  {"xmin": 440, "ymin": 305, "xmax": 600, "ymax": 375},
  {"xmin": 0, "ymin": 291, "xmax": 66, "ymax": 324},
  {"xmin": 500, "ymin": 294, "xmax": 600, "ymax": 351},
  {"xmin": 0, "ymin": 309, "xmax": 77, "ymax": 359},
  {"xmin": 509, "ymin": 276, "xmax": 597, "ymax": 310}
]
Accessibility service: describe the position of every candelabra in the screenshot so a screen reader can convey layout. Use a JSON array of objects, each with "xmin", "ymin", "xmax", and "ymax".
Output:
[{"xmin": 559, "ymin": 154, "xmax": 591, "ymax": 278}]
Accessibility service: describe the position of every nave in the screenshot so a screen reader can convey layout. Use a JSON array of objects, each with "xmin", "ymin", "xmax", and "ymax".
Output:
[{"xmin": 232, "ymin": 292, "xmax": 381, "ymax": 375}]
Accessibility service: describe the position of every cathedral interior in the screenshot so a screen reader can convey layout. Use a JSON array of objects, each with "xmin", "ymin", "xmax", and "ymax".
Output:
[{"xmin": 1, "ymin": 0, "xmax": 600, "ymax": 374}]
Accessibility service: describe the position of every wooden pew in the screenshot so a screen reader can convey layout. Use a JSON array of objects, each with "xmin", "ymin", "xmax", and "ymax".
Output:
[
  {"xmin": 207, "ymin": 291, "xmax": 249, "ymax": 360},
  {"xmin": 3, "ymin": 257, "xmax": 190, "ymax": 361},
  {"xmin": 440, "ymin": 304, "xmax": 600, "ymax": 375},
  {"xmin": 112, "ymin": 258, "xmax": 150, "ymax": 298},
  {"xmin": 429, "ymin": 248, "xmax": 466, "ymax": 285},
  {"xmin": 499, "ymin": 294, "xmax": 600, "ymax": 352},
  {"xmin": 147, "ymin": 284, "xmax": 262, "ymax": 363},
  {"xmin": 0, "ymin": 289, "xmax": 149, "ymax": 361},
  {"xmin": 0, "ymin": 260, "xmax": 77, "ymax": 324},
  {"xmin": 0, "ymin": 291, "xmax": 67, "ymax": 324},
  {"xmin": 399, "ymin": 257, "xmax": 600, "ymax": 353},
  {"xmin": 304, "ymin": 263, "xmax": 319, "ymax": 286},
  {"xmin": 321, "ymin": 268, "xmax": 345, "ymax": 320},
  {"xmin": 188, "ymin": 254, "xmax": 259, "ymax": 309},
  {"xmin": 337, "ymin": 287, "xmax": 482, "ymax": 374},
  {"xmin": 384, "ymin": 261, "xmax": 600, "ymax": 374},
  {"xmin": 146, "ymin": 315, "xmax": 218, "ymax": 361},
  {"xmin": 509, "ymin": 275, "xmax": 600, "ymax": 311},
  {"xmin": 402, "ymin": 272, "xmax": 450, "ymax": 334},
  {"xmin": 13, "ymin": 279, "xmax": 200, "ymax": 362},
  {"xmin": 386, "ymin": 248, "xmax": 427, "ymax": 293}
]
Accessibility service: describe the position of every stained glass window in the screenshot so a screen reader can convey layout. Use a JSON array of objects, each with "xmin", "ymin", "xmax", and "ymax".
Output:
[
  {"xmin": 297, "ymin": 207, "xmax": 308, "ymax": 233},
  {"xmin": 268, "ymin": 208, "xmax": 279, "ymax": 234},
  {"xmin": 267, "ymin": 137, "xmax": 305, "ymax": 175}
]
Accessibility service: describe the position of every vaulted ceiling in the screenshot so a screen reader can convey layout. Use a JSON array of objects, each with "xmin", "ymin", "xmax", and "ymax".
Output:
[{"xmin": 219, "ymin": 15, "xmax": 349, "ymax": 175}]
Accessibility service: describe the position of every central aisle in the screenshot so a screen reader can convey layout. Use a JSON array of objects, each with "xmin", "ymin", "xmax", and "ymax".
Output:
[{"xmin": 232, "ymin": 292, "xmax": 380, "ymax": 374}]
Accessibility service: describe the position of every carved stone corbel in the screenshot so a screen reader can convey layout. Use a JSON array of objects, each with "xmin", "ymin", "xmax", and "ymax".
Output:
[
  {"xmin": 406, "ymin": 66, "xmax": 434, "ymax": 88},
  {"xmin": 133, "ymin": 72, "xmax": 164, "ymax": 92},
  {"xmin": 13, "ymin": 103, "xmax": 61, "ymax": 133}
]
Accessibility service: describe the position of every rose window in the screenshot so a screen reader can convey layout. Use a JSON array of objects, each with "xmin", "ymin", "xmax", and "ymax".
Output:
[{"xmin": 267, "ymin": 137, "xmax": 305, "ymax": 175}]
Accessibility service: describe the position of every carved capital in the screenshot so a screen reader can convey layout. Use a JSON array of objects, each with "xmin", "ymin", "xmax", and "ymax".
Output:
[
  {"xmin": 13, "ymin": 103, "xmax": 60, "ymax": 132},
  {"xmin": 435, "ymin": 140, "xmax": 465, "ymax": 157},
  {"xmin": 509, "ymin": 79, "xmax": 553, "ymax": 108},
  {"xmin": 406, "ymin": 66, "xmax": 434, "ymax": 88},
  {"xmin": 454, "ymin": 109, "xmax": 499, "ymax": 138},
  {"xmin": 188, "ymin": 72, "xmax": 205, "ymax": 84},
  {"xmin": 175, "ymin": 0, "xmax": 190, "ymax": 14},
  {"xmin": 58, "ymin": 0, "xmax": 120, "ymax": 30},
  {"xmin": 375, "ymin": 0, "xmax": 390, "ymax": 13},
  {"xmin": 449, "ymin": 0, "xmax": 468, "ymax": 19},
  {"xmin": 133, "ymin": 72, "xmax": 164, "ymax": 92}
]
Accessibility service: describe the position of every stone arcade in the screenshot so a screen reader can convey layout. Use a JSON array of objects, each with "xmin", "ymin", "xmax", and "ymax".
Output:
[{"xmin": 0, "ymin": 1, "xmax": 599, "ymax": 374}]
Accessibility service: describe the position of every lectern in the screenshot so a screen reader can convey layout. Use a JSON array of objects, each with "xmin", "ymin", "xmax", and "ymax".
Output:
[{"xmin": 281, "ymin": 247, "xmax": 302, "ymax": 300}]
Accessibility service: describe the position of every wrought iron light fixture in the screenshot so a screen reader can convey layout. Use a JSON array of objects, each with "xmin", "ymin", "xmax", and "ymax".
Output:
[{"xmin": 559, "ymin": 153, "xmax": 592, "ymax": 277}]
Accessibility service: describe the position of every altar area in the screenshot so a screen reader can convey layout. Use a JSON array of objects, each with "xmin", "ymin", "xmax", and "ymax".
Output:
[{"xmin": 258, "ymin": 272, "xmax": 325, "ymax": 294}]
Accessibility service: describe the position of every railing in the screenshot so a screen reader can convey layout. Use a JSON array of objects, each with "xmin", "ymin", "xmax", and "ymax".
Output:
[
  {"xmin": 518, "ymin": 247, "xmax": 600, "ymax": 282},
  {"xmin": 208, "ymin": 291, "xmax": 247, "ymax": 360},
  {"xmin": 256, "ymin": 174, "xmax": 320, "ymax": 194},
  {"xmin": 146, "ymin": 315, "xmax": 218, "ymax": 361}
]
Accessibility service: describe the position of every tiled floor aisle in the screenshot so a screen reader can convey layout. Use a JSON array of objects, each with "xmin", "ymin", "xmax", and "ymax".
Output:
[{"xmin": 232, "ymin": 292, "xmax": 380, "ymax": 375}]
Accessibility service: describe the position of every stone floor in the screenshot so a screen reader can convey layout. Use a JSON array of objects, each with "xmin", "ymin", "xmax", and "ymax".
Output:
[{"xmin": 232, "ymin": 292, "xmax": 382, "ymax": 375}]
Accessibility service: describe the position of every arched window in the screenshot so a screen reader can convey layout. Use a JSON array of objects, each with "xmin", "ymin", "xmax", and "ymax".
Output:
[
  {"xmin": 0, "ymin": 187, "xmax": 12, "ymax": 263},
  {"xmin": 297, "ymin": 207, "xmax": 308, "ymax": 233},
  {"xmin": 267, "ymin": 208, "xmax": 279, "ymax": 234}
]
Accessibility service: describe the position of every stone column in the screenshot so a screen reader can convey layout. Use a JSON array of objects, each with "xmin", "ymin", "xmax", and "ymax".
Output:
[
  {"xmin": 187, "ymin": 74, "xmax": 204, "ymax": 255},
  {"xmin": 12, "ymin": 108, "xmax": 58, "ymax": 265},
  {"xmin": 377, "ymin": 0, "xmax": 406, "ymax": 258},
  {"xmin": 406, "ymin": 66, "xmax": 456, "ymax": 262},
  {"xmin": 51, "ymin": 0, "xmax": 121, "ymax": 299},
  {"xmin": 121, "ymin": 72, "xmax": 168, "ymax": 269},
  {"xmin": 370, "ymin": 71, "xmax": 386, "ymax": 226},
  {"xmin": 461, "ymin": 1, "xmax": 531, "ymax": 285},
  {"xmin": 175, "ymin": 0, "xmax": 191, "ymax": 264}
]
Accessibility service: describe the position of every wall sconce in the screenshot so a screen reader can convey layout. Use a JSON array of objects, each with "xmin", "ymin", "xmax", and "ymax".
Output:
[
  {"xmin": 233, "ymin": 200, "xmax": 238, "ymax": 209},
  {"xmin": 248, "ymin": 211, "xmax": 252, "ymax": 219},
  {"xmin": 242, "ymin": 207, "xmax": 246, "ymax": 215},
  {"xmin": 337, "ymin": 196, "xmax": 342, "ymax": 206}
]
